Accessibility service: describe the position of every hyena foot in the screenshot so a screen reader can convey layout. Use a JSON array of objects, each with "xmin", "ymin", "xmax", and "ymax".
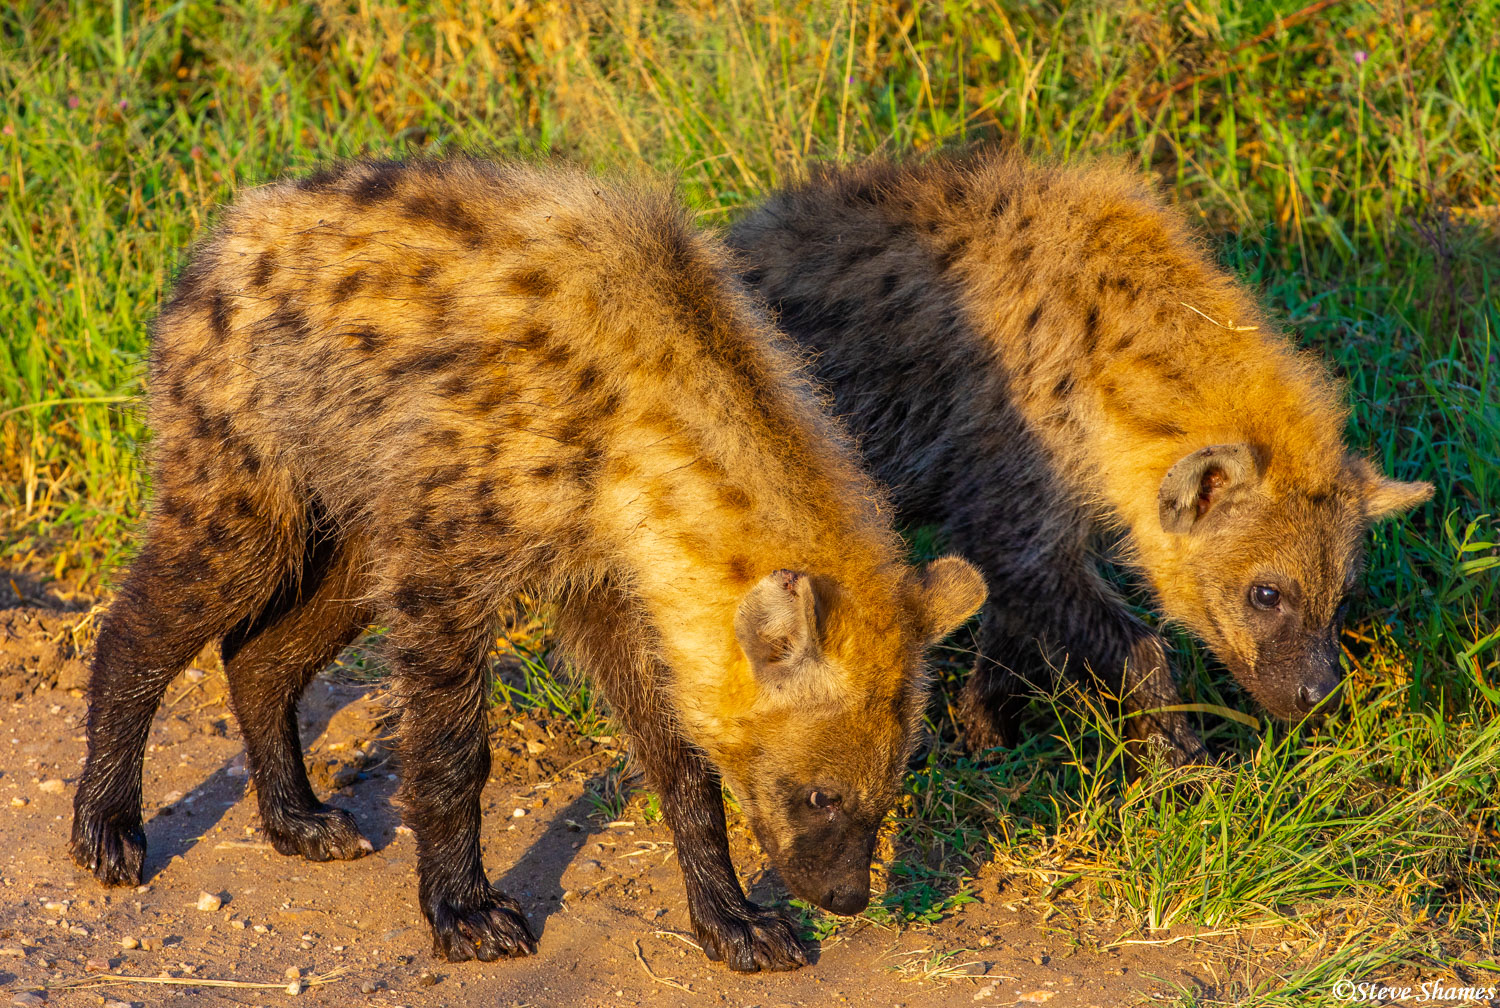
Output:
[
  {"xmin": 692, "ymin": 903, "xmax": 809, "ymax": 973},
  {"xmin": 425, "ymin": 886, "xmax": 539, "ymax": 963},
  {"xmin": 69, "ymin": 812, "xmax": 146, "ymax": 887},
  {"xmin": 955, "ymin": 676, "xmax": 1021, "ymax": 754},
  {"xmin": 263, "ymin": 804, "xmax": 373, "ymax": 862},
  {"xmin": 1124, "ymin": 719, "xmax": 1214, "ymax": 783}
]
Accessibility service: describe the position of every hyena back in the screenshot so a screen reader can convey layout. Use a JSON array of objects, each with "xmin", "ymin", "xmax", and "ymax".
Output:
[
  {"xmin": 70, "ymin": 159, "xmax": 986, "ymax": 970},
  {"xmin": 729, "ymin": 152, "xmax": 1430, "ymax": 764}
]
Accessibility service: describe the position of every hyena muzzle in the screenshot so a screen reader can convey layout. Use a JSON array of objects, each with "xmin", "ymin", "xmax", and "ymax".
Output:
[{"xmin": 69, "ymin": 158, "xmax": 987, "ymax": 971}]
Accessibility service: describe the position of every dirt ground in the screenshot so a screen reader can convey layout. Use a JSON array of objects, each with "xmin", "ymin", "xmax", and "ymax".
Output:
[{"xmin": 0, "ymin": 602, "xmax": 1236, "ymax": 1008}]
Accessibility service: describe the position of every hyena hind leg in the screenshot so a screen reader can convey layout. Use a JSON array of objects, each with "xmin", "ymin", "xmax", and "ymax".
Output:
[
  {"xmin": 71, "ymin": 461, "xmax": 301, "ymax": 887},
  {"xmin": 222, "ymin": 522, "xmax": 374, "ymax": 863}
]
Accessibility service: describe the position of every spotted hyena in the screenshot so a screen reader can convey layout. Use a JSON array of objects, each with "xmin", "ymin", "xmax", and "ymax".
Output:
[
  {"xmin": 729, "ymin": 151, "xmax": 1431, "ymax": 765},
  {"xmin": 70, "ymin": 158, "xmax": 987, "ymax": 971}
]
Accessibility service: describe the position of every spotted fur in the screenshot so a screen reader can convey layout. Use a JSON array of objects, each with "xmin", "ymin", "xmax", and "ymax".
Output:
[
  {"xmin": 70, "ymin": 158, "xmax": 986, "ymax": 971},
  {"xmin": 729, "ymin": 151, "xmax": 1431, "ymax": 764}
]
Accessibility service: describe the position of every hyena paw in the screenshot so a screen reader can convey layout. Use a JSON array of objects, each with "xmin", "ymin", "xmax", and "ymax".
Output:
[
  {"xmin": 264, "ymin": 804, "xmax": 373, "ymax": 862},
  {"xmin": 955, "ymin": 687, "xmax": 1019, "ymax": 754},
  {"xmin": 426, "ymin": 888, "xmax": 539, "ymax": 963},
  {"xmin": 70, "ymin": 813, "xmax": 146, "ymax": 887},
  {"xmin": 693, "ymin": 904, "xmax": 809, "ymax": 972}
]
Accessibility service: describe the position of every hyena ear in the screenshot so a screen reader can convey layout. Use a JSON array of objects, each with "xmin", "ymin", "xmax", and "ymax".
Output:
[
  {"xmin": 912, "ymin": 556, "xmax": 988, "ymax": 644},
  {"xmin": 1344, "ymin": 454, "xmax": 1434, "ymax": 520},
  {"xmin": 1158, "ymin": 443, "xmax": 1260, "ymax": 535},
  {"xmin": 735, "ymin": 569, "xmax": 824, "ymax": 687}
]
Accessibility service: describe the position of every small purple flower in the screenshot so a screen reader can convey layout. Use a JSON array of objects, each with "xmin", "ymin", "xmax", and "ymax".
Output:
[
  {"xmin": 1, "ymin": 123, "xmax": 13, "ymax": 137},
  {"xmin": 67, "ymin": 94, "xmax": 80, "ymax": 109},
  {"xmin": 1353, "ymin": 50, "xmax": 1368, "ymax": 65},
  {"xmin": 117, "ymin": 99, "xmax": 128, "ymax": 110}
]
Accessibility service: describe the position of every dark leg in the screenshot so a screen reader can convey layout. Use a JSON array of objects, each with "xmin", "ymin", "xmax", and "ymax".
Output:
[
  {"xmin": 381, "ymin": 588, "xmax": 537, "ymax": 963},
  {"xmin": 956, "ymin": 546, "xmax": 1208, "ymax": 770},
  {"xmin": 222, "ymin": 526, "xmax": 374, "ymax": 862},
  {"xmin": 557, "ymin": 584, "xmax": 807, "ymax": 972},
  {"xmin": 71, "ymin": 467, "xmax": 298, "ymax": 885}
]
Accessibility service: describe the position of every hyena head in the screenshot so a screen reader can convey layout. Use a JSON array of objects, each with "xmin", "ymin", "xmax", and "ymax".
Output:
[
  {"xmin": 721, "ymin": 558, "xmax": 986, "ymax": 916},
  {"xmin": 1155, "ymin": 444, "xmax": 1432, "ymax": 719}
]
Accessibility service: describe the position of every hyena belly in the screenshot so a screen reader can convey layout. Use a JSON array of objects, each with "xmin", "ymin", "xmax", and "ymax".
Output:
[
  {"xmin": 72, "ymin": 158, "xmax": 987, "ymax": 972},
  {"xmin": 729, "ymin": 153, "xmax": 1429, "ymax": 766}
]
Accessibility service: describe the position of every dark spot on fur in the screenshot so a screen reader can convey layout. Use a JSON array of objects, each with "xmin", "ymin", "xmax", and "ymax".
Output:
[
  {"xmin": 402, "ymin": 194, "xmax": 485, "ymax": 247},
  {"xmin": 516, "ymin": 322, "xmax": 550, "ymax": 351},
  {"xmin": 1083, "ymin": 306, "xmax": 1101, "ymax": 354},
  {"xmin": 353, "ymin": 327, "xmax": 385, "ymax": 353},
  {"xmin": 509, "ymin": 268, "xmax": 556, "ymax": 299},
  {"xmin": 441, "ymin": 373, "xmax": 475, "ymax": 397},
  {"xmin": 575, "ymin": 364, "xmax": 602, "ymax": 396},
  {"xmin": 267, "ymin": 301, "xmax": 313, "ymax": 342},
  {"xmin": 727, "ymin": 555, "xmax": 752, "ymax": 583},
  {"xmin": 878, "ymin": 272, "xmax": 899, "ymax": 298},
  {"xmin": 251, "ymin": 251, "xmax": 276, "ymax": 289},
  {"xmin": 392, "ymin": 585, "xmax": 424, "ymax": 617},
  {"xmin": 350, "ymin": 162, "xmax": 403, "ymax": 205},
  {"xmin": 1024, "ymin": 304, "xmax": 1044, "ymax": 332},
  {"xmin": 332, "ymin": 270, "xmax": 365, "ymax": 302},
  {"xmin": 207, "ymin": 290, "xmax": 232, "ymax": 341},
  {"xmin": 1052, "ymin": 374, "xmax": 1074, "ymax": 399},
  {"xmin": 531, "ymin": 462, "xmax": 558, "ymax": 481},
  {"xmin": 388, "ymin": 348, "xmax": 463, "ymax": 378},
  {"xmin": 296, "ymin": 164, "xmax": 346, "ymax": 192},
  {"xmin": 1011, "ymin": 243, "xmax": 1033, "ymax": 266},
  {"xmin": 1016, "ymin": 214, "xmax": 1033, "ymax": 231}
]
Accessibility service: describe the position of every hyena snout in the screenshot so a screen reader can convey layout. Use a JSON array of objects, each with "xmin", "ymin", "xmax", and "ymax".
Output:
[
  {"xmin": 773, "ymin": 827, "xmax": 877, "ymax": 917},
  {"xmin": 1294, "ymin": 661, "xmax": 1343, "ymax": 715}
]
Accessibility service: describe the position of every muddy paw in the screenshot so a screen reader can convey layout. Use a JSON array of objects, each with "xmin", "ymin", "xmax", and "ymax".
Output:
[
  {"xmin": 693, "ymin": 905, "xmax": 809, "ymax": 972},
  {"xmin": 264, "ymin": 804, "xmax": 373, "ymax": 862},
  {"xmin": 70, "ymin": 813, "xmax": 146, "ymax": 887},
  {"xmin": 425, "ymin": 889, "xmax": 539, "ymax": 963}
]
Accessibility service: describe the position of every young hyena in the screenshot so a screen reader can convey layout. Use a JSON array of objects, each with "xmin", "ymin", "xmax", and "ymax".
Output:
[
  {"xmin": 728, "ymin": 152, "xmax": 1431, "ymax": 765},
  {"xmin": 69, "ymin": 158, "xmax": 987, "ymax": 971}
]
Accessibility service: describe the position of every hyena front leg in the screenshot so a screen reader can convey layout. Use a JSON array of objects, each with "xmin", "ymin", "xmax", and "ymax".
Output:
[
  {"xmin": 381, "ymin": 588, "xmax": 538, "ymax": 963},
  {"xmin": 221, "ymin": 523, "xmax": 373, "ymax": 862},
  {"xmin": 959, "ymin": 549, "xmax": 1209, "ymax": 770},
  {"xmin": 72, "ymin": 453, "xmax": 298, "ymax": 885},
  {"xmin": 557, "ymin": 584, "xmax": 808, "ymax": 973}
]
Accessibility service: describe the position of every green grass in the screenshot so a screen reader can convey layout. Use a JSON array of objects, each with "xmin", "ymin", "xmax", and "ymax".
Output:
[{"xmin": 3, "ymin": 1, "xmax": 1498, "ymax": 1003}]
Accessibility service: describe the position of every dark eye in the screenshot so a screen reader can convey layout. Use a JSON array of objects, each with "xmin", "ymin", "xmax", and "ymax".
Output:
[
  {"xmin": 1249, "ymin": 585, "xmax": 1281, "ymax": 609},
  {"xmin": 808, "ymin": 790, "xmax": 841, "ymax": 810}
]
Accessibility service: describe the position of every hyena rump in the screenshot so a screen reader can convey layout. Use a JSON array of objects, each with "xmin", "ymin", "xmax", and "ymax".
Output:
[
  {"xmin": 70, "ymin": 159, "xmax": 986, "ymax": 971},
  {"xmin": 729, "ymin": 152, "xmax": 1430, "ymax": 764}
]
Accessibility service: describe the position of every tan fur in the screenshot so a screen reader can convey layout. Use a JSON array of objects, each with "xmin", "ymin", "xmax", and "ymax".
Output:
[
  {"xmin": 123, "ymin": 157, "xmax": 982, "ymax": 911},
  {"xmin": 731, "ymin": 151, "xmax": 1430, "ymax": 748}
]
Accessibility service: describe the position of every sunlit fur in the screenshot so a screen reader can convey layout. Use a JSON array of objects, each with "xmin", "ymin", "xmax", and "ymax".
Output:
[
  {"xmin": 69, "ymin": 158, "xmax": 985, "ymax": 968},
  {"xmin": 730, "ymin": 150, "xmax": 1431, "ymax": 755}
]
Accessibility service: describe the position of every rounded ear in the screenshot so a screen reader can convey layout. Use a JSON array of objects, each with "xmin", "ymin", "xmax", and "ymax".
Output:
[
  {"xmin": 735, "ymin": 568, "xmax": 821, "ymax": 672},
  {"xmin": 1344, "ymin": 454, "xmax": 1434, "ymax": 520},
  {"xmin": 912, "ymin": 555, "xmax": 987, "ymax": 644},
  {"xmin": 1157, "ymin": 443, "xmax": 1259, "ymax": 535}
]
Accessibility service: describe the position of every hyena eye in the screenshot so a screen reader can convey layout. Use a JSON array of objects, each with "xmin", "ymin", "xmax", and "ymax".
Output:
[
  {"xmin": 1249, "ymin": 585, "xmax": 1281, "ymax": 610},
  {"xmin": 808, "ymin": 790, "xmax": 841, "ymax": 809}
]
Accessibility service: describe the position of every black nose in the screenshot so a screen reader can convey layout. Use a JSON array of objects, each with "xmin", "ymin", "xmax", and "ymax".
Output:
[
  {"xmin": 1295, "ymin": 679, "xmax": 1340, "ymax": 713},
  {"xmin": 823, "ymin": 885, "xmax": 870, "ymax": 917}
]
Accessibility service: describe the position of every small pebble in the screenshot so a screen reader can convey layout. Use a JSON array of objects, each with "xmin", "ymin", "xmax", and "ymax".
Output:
[
  {"xmin": 511, "ymin": 808, "xmax": 526, "ymax": 818},
  {"xmin": 42, "ymin": 901, "xmax": 68, "ymax": 913},
  {"xmin": 253, "ymin": 924, "xmax": 269, "ymax": 933},
  {"xmin": 139, "ymin": 937, "xmax": 159, "ymax": 951},
  {"xmin": 119, "ymin": 937, "xmax": 138, "ymax": 950},
  {"xmin": 299, "ymin": 941, "xmax": 313, "ymax": 951},
  {"xmin": 285, "ymin": 980, "xmax": 302, "ymax": 996},
  {"xmin": 196, "ymin": 891, "xmax": 223, "ymax": 912},
  {"xmin": 84, "ymin": 957, "xmax": 111, "ymax": 973},
  {"xmin": 37, "ymin": 779, "xmax": 64, "ymax": 795},
  {"xmin": 576, "ymin": 859, "xmax": 602, "ymax": 874},
  {"xmin": 11, "ymin": 993, "xmax": 45, "ymax": 1007},
  {"xmin": 10, "ymin": 797, "xmax": 27, "ymax": 807},
  {"xmin": 359, "ymin": 979, "xmax": 379, "ymax": 994},
  {"xmin": 284, "ymin": 967, "xmax": 301, "ymax": 980},
  {"xmin": 417, "ymin": 970, "xmax": 437, "ymax": 987},
  {"xmin": 103, "ymin": 1001, "xmax": 133, "ymax": 1008},
  {"xmin": 230, "ymin": 919, "xmax": 246, "ymax": 930},
  {"xmin": 185, "ymin": 667, "xmax": 207, "ymax": 683}
]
